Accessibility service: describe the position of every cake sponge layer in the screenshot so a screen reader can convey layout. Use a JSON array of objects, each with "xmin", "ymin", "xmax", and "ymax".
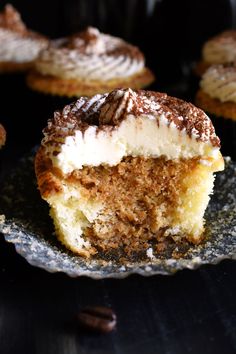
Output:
[{"xmin": 35, "ymin": 150, "xmax": 223, "ymax": 257}]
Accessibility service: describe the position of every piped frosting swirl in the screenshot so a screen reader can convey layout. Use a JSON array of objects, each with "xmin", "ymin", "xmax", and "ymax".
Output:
[
  {"xmin": 0, "ymin": 4, "xmax": 48, "ymax": 63},
  {"xmin": 35, "ymin": 27, "xmax": 145, "ymax": 81},
  {"xmin": 41, "ymin": 88, "xmax": 221, "ymax": 174},
  {"xmin": 203, "ymin": 30, "xmax": 236, "ymax": 64},
  {"xmin": 200, "ymin": 64, "xmax": 236, "ymax": 103}
]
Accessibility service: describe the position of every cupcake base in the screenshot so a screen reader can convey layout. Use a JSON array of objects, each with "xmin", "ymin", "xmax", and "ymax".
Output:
[
  {"xmin": 26, "ymin": 69, "xmax": 155, "ymax": 98},
  {"xmin": 0, "ymin": 61, "xmax": 33, "ymax": 73}
]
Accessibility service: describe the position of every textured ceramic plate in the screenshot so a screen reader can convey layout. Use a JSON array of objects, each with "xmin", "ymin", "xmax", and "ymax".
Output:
[{"xmin": 0, "ymin": 150, "xmax": 235, "ymax": 279}]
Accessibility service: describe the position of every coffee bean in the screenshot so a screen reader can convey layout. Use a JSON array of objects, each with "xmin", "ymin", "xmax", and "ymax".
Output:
[{"xmin": 77, "ymin": 306, "xmax": 117, "ymax": 333}]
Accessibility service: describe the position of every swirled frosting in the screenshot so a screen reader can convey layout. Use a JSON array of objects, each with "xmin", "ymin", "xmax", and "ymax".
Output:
[
  {"xmin": 41, "ymin": 88, "xmax": 221, "ymax": 174},
  {"xmin": 203, "ymin": 30, "xmax": 236, "ymax": 64},
  {"xmin": 35, "ymin": 27, "xmax": 145, "ymax": 81},
  {"xmin": 0, "ymin": 4, "xmax": 48, "ymax": 63},
  {"xmin": 200, "ymin": 65, "xmax": 236, "ymax": 103}
]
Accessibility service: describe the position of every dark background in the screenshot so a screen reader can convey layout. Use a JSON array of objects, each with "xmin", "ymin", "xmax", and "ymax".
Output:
[
  {"xmin": 0, "ymin": 1, "xmax": 236, "ymax": 353},
  {"xmin": 1, "ymin": 0, "xmax": 236, "ymax": 88}
]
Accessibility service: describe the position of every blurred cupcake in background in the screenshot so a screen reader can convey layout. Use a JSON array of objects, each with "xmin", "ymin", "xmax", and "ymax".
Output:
[
  {"xmin": 0, "ymin": 123, "xmax": 6, "ymax": 149},
  {"xmin": 194, "ymin": 30, "xmax": 236, "ymax": 77},
  {"xmin": 27, "ymin": 26, "xmax": 155, "ymax": 98},
  {"xmin": 0, "ymin": 122, "xmax": 6, "ymax": 168},
  {"xmin": 0, "ymin": 4, "xmax": 49, "ymax": 147},
  {"xmin": 0, "ymin": 4, "xmax": 48, "ymax": 73},
  {"xmin": 195, "ymin": 64, "xmax": 236, "ymax": 160}
]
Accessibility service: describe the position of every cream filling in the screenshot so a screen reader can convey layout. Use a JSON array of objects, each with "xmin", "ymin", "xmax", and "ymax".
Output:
[
  {"xmin": 0, "ymin": 28, "xmax": 47, "ymax": 63},
  {"xmin": 47, "ymin": 114, "xmax": 222, "ymax": 175}
]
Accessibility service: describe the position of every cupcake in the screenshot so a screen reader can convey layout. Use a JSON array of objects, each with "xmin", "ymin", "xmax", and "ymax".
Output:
[
  {"xmin": 35, "ymin": 88, "xmax": 224, "ymax": 258},
  {"xmin": 194, "ymin": 30, "xmax": 236, "ymax": 77},
  {"xmin": 0, "ymin": 4, "xmax": 48, "ymax": 73},
  {"xmin": 195, "ymin": 64, "xmax": 236, "ymax": 160},
  {"xmin": 0, "ymin": 123, "xmax": 6, "ymax": 148},
  {"xmin": 27, "ymin": 26, "xmax": 155, "ymax": 98}
]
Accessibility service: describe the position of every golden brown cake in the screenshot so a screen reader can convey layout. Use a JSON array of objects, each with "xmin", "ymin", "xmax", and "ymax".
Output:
[
  {"xmin": 0, "ymin": 4, "xmax": 48, "ymax": 73},
  {"xmin": 195, "ymin": 30, "xmax": 236, "ymax": 76},
  {"xmin": 27, "ymin": 27, "xmax": 155, "ymax": 97},
  {"xmin": 0, "ymin": 123, "xmax": 6, "ymax": 148},
  {"xmin": 35, "ymin": 88, "xmax": 224, "ymax": 258}
]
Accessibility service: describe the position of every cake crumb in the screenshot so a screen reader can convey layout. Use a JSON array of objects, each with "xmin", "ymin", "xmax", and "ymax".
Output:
[
  {"xmin": 0, "ymin": 215, "xmax": 5, "ymax": 224},
  {"xmin": 146, "ymin": 247, "xmax": 154, "ymax": 259}
]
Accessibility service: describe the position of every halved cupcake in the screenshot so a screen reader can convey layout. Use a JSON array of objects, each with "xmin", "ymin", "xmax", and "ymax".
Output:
[
  {"xmin": 35, "ymin": 88, "xmax": 224, "ymax": 257},
  {"xmin": 27, "ymin": 27, "xmax": 155, "ymax": 98}
]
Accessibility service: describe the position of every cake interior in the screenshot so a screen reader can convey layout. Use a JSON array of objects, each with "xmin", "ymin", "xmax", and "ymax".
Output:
[{"xmin": 47, "ymin": 156, "xmax": 216, "ymax": 257}]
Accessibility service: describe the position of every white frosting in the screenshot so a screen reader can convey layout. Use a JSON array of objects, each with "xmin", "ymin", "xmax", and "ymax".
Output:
[
  {"xmin": 146, "ymin": 248, "xmax": 155, "ymax": 259},
  {"xmin": 200, "ymin": 65, "xmax": 236, "ymax": 103},
  {"xmin": 49, "ymin": 114, "xmax": 219, "ymax": 175},
  {"xmin": 35, "ymin": 32, "xmax": 144, "ymax": 81},
  {"xmin": 0, "ymin": 28, "xmax": 47, "ymax": 63},
  {"xmin": 203, "ymin": 31, "xmax": 236, "ymax": 64}
]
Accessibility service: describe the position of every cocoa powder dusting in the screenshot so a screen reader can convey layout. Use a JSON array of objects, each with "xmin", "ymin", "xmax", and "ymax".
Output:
[
  {"xmin": 0, "ymin": 4, "xmax": 26, "ymax": 34},
  {"xmin": 42, "ymin": 88, "xmax": 220, "ymax": 149}
]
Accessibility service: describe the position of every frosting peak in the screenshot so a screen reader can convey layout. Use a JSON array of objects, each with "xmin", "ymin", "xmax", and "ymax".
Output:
[
  {"xmin": 0, "ymin": 4, "xmax": 26, "ymax": 35},
  {"xmin": 68, "ymin": 27, "xmax": 106, "ymax": 55},
  {"xmin": 77, "ymin": 26, "xmax": 100, "ymax": 42},
  {"xmin": 99, "ymin": 88, "xmax": 138, "ymax": 125}
]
